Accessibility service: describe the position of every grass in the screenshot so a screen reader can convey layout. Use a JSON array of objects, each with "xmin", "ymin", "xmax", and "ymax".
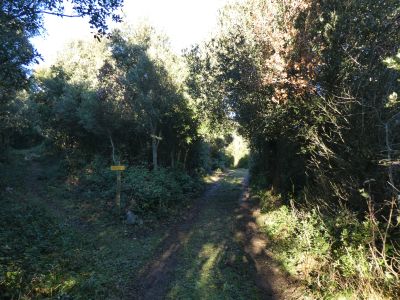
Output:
[
  {"xmin": 251, "ymin": 188, "xmax": 399, "ymax": 300},
  {"xmin": 166, "ymin": 169, "xmax": 261, "ymax": 299},
  {"xmin": 0, "ymin": 150, "xmax": 170, "ymax": 299}
]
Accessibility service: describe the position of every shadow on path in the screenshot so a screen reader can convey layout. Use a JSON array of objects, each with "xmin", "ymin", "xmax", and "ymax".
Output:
[
  {"xmin": 130, "ymin": 172, "xmax": 226, "ymax": 299},
  {"xmin": 131, "ymin": 169, "xmax": 302, "ymax": 300},
  {"xmin": 235, "ymin": 175, "xmax": 304, "ymax": 299}
]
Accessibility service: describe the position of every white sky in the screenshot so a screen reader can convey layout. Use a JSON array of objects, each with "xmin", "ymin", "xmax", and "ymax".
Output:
[{"xmin": 31, "ymin": 0, "xmax": 230, "ymax": 67}]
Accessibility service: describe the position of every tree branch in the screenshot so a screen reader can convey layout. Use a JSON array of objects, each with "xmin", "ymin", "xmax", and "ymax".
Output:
[
  {"xmin": 38, "ymin": 10, "xmax": 81, "ymax": 18},
  {"xmin": 108, "ymin": 132, "xmax": 117, "ymax": 164}
]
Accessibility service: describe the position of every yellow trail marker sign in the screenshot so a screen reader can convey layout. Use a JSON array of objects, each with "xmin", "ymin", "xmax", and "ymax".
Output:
[{"xmin": 111, "ymin": 165, "xmax": 126, "ymax": 171}]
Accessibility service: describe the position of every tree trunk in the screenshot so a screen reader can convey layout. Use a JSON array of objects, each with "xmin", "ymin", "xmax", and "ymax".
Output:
[
  {"xmin": 183, "ymin": 149, "xmax": 189, "ymax": 170},
  {"xmin": 108, "ymin": 132, "xmax": 116, "ymax": 164},
  {"xmin": 171, "ymin": 149, "xmax": 175, "ymax": 168},
  {"xmin": 152, "ymin": 136, "xmax": 158, "ymax": 170},
  {"xmin": 270, "ymin": 140, "xmax": 280, "ymax": 194},
  {"xmin": 177, "ymin": 149, "xmax": 181, "ymax": 164},
  {"xmin": 385, "ymin": 123, "xmax": 394, "ymax": 190}
]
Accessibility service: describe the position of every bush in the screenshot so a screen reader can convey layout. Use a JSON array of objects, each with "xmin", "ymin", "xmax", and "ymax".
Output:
[
  {"xmin": 123, "ymin": 166, "xmax": 202, "ymax": 215},
  {"xmin": 0, "ymin": 195, "xmax": 70, "ymax": 299},
  {"xmin": 78, "ymin": 155, "xmax": 116, "ymax": 199},
  {"xmin": 210, "ymin": 151, "xmax": 234, "ymax": 171},
  {"xmin": 254, "ymin": 187, "xmax": 399, "ymax": 299},
  {"xmin": 77, "ymin": 158, "xmax": 203, "ymax": 216},
  {"xmin": 236, "ymin": 154, "xmax": 249, "ymax": 168}
]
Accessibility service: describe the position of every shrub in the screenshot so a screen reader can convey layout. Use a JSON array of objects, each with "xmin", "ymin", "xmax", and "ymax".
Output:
[
  {"xmin": 236, "ymin": 154, "xmax": 249, "ymax": 168},
  {"xmin": 78, "ymin": 158, "xmax": 203, "ymax": 216},
  {"xmin": 0, "ymin": 195, "xmax": 70, "ymax": 299},
  {"xmin": 123, "ymin": 166, "xmax": 202, "ymax": 215},
  {"xmin": 255, "ymin": 187, "xmax": 399, "ymax": 299},
  {"xmin": 211, "ymin": 151, "xmax": 234, "ymax": 171}
]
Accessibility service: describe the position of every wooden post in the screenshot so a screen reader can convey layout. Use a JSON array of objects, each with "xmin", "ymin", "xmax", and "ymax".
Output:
[
  {"xmin": 116, "ymin": 170, "xmax": 121, "ymax": 209},
  {"xmin": 111, "ymin": 165, "xmax": 126, "ymax": 211}
]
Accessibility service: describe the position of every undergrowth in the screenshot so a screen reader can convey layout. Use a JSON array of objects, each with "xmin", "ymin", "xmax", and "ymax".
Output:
[
  {"xmin": 0, "ymin": 190, "xmax": 166, "ymax": 299},
  {"xmin": 253, "ymin": 188, "xmax": 400, "ymax": 299},
  {"xmin": 0, "ymin": 150, "xmax": 203, "ymax": 299},
  {"xmin": 78, "ymin": 156, "xmax": 204, "ymax": 216}
]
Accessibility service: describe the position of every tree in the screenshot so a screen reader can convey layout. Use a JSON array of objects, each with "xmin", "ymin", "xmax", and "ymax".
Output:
[
  {"xmin": 32, "ymin": 39, "xmax": 112, "ymax": 155},
  {"xmin": 0, "ymin": 0, "xmax": 123, "ymax": 94},
  {"xmin": 1, "ymin": 0, "xmax": 123, "ymax": 35},
  {"xmin": 106, "ymin": 24, "xmax": 195, "ymax": 170},
  {"xmin": 0, "ymin": 0, "xmax": 123, "ymax": 157},
  {"xmin": 190, "ymin": 0, "xmax": 400, "ymax": 205},
  {"xmin": 32, "ymin": 24, "xmax": 200, "ymax": 170}
]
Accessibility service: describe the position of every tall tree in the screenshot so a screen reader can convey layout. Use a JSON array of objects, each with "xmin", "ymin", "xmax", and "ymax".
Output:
[
  {"xmin": 189, "ymin": 0, "xmax": 400, "ymax": 206},
  {"xmin": 32, "ymin": 24, "xmax": 199, "ymax": 169},
  {"xmin": 0, "ymin": 0, "xmax": 123, "ymax": 157},
  {"xmin": 107, "ymin": 24, "xmax": 194, "ymax": 169}
]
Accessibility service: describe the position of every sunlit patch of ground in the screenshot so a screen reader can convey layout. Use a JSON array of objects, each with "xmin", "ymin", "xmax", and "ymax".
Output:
[
  {"xmin": 203, "ymin": 171, "xmax": 223, "ymax": 183},
  {"xmin": 166, "ymin": 169, "xmax": 261, "ymax": 300}
]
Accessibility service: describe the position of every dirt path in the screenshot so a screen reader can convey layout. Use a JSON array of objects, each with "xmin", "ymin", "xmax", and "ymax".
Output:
[
  {"xmin": 131, "ymin": 172, "xmax": 226, "ymax": 299},
  {"xmin": 131, "ymin": 169, "xmax": 299, "ymax": 300}
]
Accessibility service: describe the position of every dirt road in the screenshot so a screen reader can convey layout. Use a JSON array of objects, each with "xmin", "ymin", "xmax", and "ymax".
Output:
[{"xmin": 131, "ymin": 169, "xmax": 300, "ymax": 300}]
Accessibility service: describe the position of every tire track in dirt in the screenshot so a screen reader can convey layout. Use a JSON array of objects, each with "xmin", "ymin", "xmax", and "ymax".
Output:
[{"xmin": 130, "ymin": 172, "xmax": 226, "ymax": 299}]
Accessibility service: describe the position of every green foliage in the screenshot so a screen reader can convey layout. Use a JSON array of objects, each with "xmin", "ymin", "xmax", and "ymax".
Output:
[
  {"xmin": 31, "ymin": 24, "xmax": 202, "ymax": 171},
  {"xmin": 4, "ymin": 0, "xmax": 400, "ymax": 297},
  {"xmin": 0, "ymin": 150, "xmax": 197, "ymax": 299},
  {"xmin": 0, "ymin": 16, "xmax": 36, "ymax": 103},
  {"xmin": 190, "ymin": 0, "xmax": 400, "ymax": 203},
  {"xmin": 254, "ymin": 187, "xmax": 398, "ymax": 298},
  {"xmin": 236, "ymin": 154, "xmax": 249, "ymax": 169},
  {"xmin": 0, "ymin": 0, "xmax": 123, "ymax": 158},
  {"xmin": 1, "ymin": 0, "xmax": 123, "ymax": 37},
  {"xmin": 209, "ymin": 139, "xmax": 234, "ymax": 171},
  {"xmin": 75, "ymin": 156, "xmax": 203, "ymax": 216},
  {"xmin": 0, "ymin": 193, "xmax": 68, "ymax": 298},
  {"xmin": 0, "ymin": 188, "xmax": 168, "ymax": 299},
  {"xmin": 191, "ymin": 1, "xmax": 400, "ymax": 296},
  {"xmin": 182, "ymin": 133, "xmax": 237, "ymax": 175},
  {"xmin": 123, "ymin": 166, "xmax": 202, "ymax": 214}
]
